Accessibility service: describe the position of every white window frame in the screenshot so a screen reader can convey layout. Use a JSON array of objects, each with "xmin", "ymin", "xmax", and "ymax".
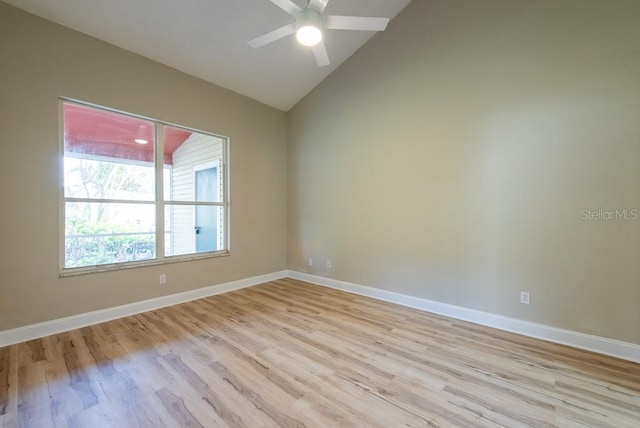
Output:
[{"xmin": 59, "ymin": 98, "xmax": 230, "ymax": 276}]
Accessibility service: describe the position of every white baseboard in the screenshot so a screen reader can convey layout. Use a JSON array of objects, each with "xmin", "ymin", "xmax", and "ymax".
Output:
[
  {"xmin": 287, "ymin": 270, "xmax": 640, "ymax": 364},
  {"xmin": 0, "ymin": 270, "xmax": 288, "ymax": 348},
  {"xmin": 4, "ymin": 269, "xmax": 638, "ymax": 364}
]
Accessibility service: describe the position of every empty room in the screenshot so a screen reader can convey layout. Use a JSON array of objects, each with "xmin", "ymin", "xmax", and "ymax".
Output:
[{"xmin": 0, "ymin": 0, "xmax": 638, "ymax": 426}]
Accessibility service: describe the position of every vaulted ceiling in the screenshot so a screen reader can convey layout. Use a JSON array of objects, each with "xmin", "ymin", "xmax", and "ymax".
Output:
[{"xmin": 3, "ymin": 0, "xmax": 413, "ymax": 111}]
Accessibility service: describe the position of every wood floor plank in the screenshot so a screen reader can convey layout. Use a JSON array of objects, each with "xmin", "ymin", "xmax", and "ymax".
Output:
[
  {"xmin": 156, "ymin": 388, "xmax": 204, "ymax": 428},
  {"xmin": 0, "ymin": 347, "xmax": 10, "ymax": 417},
  {"xmin": 0, "ymin": 346, "xmax": 18, "ymax": 428},
  {"xmin": 1, "ymin": 279, "xmax": 639, "ymax": 427}
]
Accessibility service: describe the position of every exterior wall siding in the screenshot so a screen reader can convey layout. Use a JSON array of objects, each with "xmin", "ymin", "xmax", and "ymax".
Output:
[{"xmin": 170, "ymin": 133, "xmax": 224, "ymax": 255}]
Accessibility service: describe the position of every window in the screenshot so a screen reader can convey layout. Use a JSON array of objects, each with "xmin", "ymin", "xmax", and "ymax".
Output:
[{"xmin": 62, "ymin": 99, "xmax": 228, "ymax": 273}]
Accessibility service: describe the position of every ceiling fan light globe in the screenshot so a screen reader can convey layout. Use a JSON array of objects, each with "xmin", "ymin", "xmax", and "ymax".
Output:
[{"xmin": 296, "ymin": 26, "xmax": 322, "ymax": 46}]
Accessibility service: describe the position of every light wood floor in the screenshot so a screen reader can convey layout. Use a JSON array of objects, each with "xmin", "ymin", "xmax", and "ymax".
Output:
[{"xmin": 1, "ymin": 279, "xmax": 639, "ymax": 427}]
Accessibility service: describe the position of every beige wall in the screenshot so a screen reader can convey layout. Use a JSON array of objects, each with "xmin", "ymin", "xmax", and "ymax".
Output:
[
  {"xmin": 288, "ymin": 0, "xmax": 640, "ymax": 344},
  {"xmin": 0, "ymin": 3, "xmax": 287, "ymax": 330}
]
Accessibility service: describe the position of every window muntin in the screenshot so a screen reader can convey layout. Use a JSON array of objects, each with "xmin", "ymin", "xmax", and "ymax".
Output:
[{"xmin": 61, "ymin": 100, "xmax": 229, "ymax": 273}]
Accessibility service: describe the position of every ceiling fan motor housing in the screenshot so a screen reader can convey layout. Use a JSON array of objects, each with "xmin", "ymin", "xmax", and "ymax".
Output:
[{"xmin": 296, "ymin": 8, "xmax": 323, "ymax": 31}]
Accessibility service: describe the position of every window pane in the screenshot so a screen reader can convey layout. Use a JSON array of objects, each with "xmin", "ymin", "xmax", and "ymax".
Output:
[
  {"xmin": 64, "ymin": 157, "xmax": 155, "ymax": 201},
  {"xmin": 63, "ymin": 102, "xmax": 155, "ymax": 201},
  {"xmin": 165, "ymin": 205, "xmax": 224, "ymax": 257},
  {"xmin": 163, "ymin": 125, "xmax": 224, "ymax": 203},
  {"xmin": 65, "ymin": 202, "xmax": 155, "ymax": 268}
]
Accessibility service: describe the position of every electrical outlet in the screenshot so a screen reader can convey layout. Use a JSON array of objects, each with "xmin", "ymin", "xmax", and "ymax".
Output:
[
  {"xmin": 308, "ymin": 258, "xmax": 313, "ymax": 266},
  {"xmin": 326, "ymin": 260, "xmax": 332, "ymax": 268},
  {"xmin": 520, "ymin": 291, "xmax": 530, "ymax": 305},
  {"xmin": 159, "ymin": 274, "xmax": 166, "ymax": 284}
]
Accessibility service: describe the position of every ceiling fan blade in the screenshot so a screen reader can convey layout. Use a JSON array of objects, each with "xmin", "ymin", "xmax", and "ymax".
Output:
[
  {"xmin": 248, "ymin": 23, "xmax": 296, "ymax": 48},
  {"xmin": 308, "ymin": 0, "xmax": 330, "ymax": 12},
  {"xmin": 312, "ymin": 41, "xmax": 330, "ymax": 67},
  {"xmin": 325, "ymin": 15, "xmax": 389, "ymax": 31},
  {"xmin": 270, "ymin": 0, "xmax": 303, "ymax": 16}
]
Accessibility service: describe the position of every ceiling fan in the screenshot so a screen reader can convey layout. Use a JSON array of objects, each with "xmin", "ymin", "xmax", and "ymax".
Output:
[{"xmin": 248, "ymin": 0, "xmax": 389, "ymax": 67}]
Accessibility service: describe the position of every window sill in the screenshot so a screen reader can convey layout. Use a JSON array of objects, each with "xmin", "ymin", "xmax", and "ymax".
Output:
[{"xmin": 59, "ymin": 250, "xmax": 230, "ymax": 278}]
